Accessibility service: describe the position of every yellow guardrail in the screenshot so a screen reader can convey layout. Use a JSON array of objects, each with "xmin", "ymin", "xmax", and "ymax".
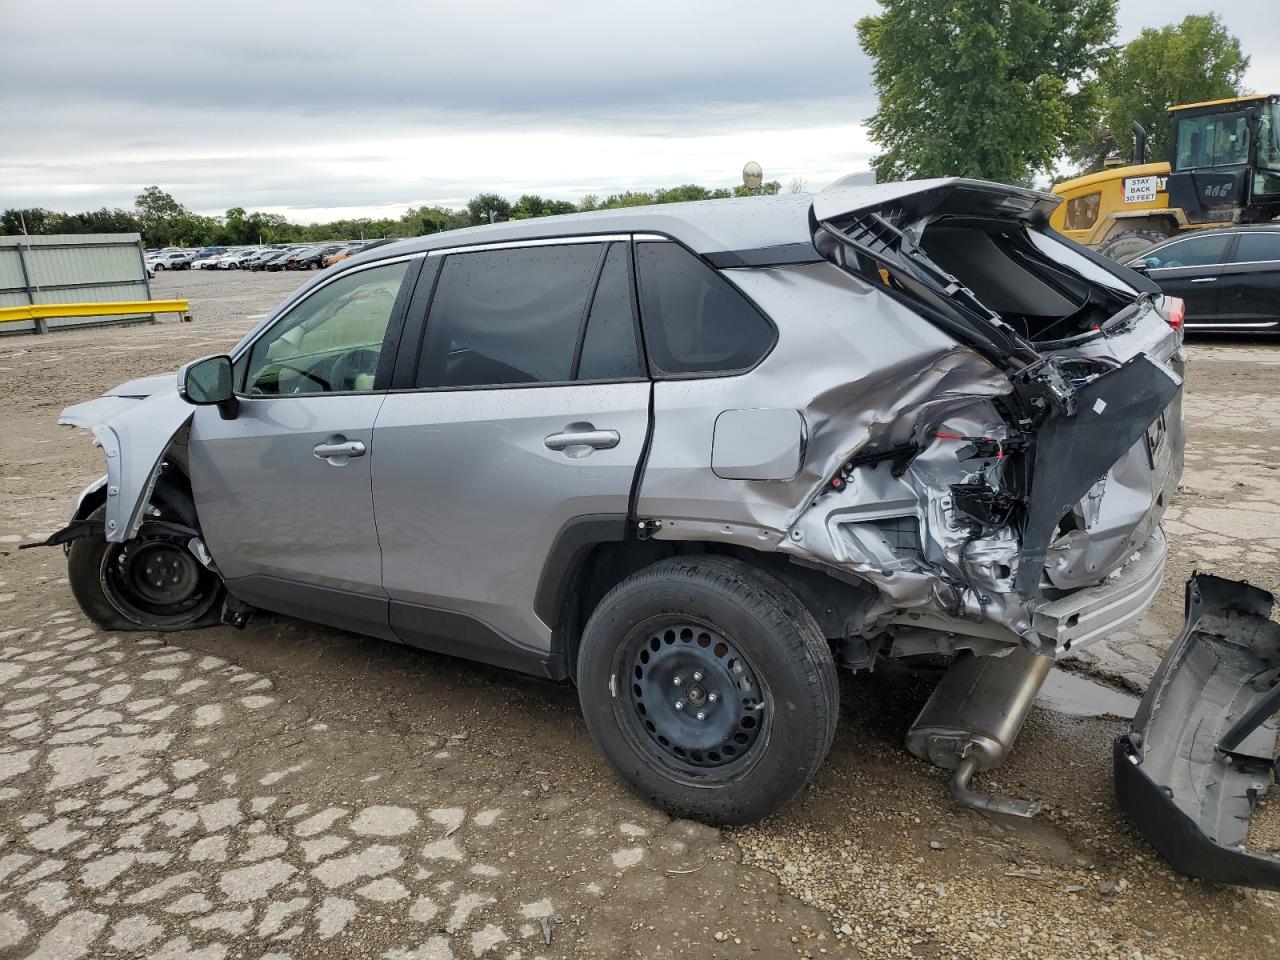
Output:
[{"xmin": 0, "ymin": 299, "xmax": 190, "ymax": 325}]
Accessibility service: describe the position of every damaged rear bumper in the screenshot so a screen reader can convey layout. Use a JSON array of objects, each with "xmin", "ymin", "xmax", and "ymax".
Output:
[
  {"xmin": 1032, "ymin": 527, "xmax": 1167, "ymax": 654},
  {"xmin": 1115, "ymin": 574, "xmax": 1280, "ymax": 890}
]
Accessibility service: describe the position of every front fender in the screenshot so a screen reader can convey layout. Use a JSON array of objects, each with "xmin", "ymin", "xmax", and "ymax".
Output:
[{"xmin": 59, "ymin": 388, "xmax": 194, "ymax": 543}]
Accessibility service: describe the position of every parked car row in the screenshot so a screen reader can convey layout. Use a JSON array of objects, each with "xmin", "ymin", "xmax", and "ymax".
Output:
[{"xmin": 143, "ymin": 241, "xmax": 382, "ymax": 275}]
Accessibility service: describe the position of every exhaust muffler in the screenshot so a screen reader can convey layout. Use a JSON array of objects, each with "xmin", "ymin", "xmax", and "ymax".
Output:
[{"xmin": 905, "ymin": 645, "xmax": 1052, "ymax": 818}]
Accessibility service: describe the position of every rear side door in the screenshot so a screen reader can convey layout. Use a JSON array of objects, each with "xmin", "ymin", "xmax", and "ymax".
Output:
[
  {"xmin": 371, "ymin": 237, "xmax": 650, "ymax": 669},
  {"xmin": 1215, "ymin": 231, "xmax": 1280, "ymax": 327},
  {"xmin": 189, "ymin": 256, "xmax": 420, "ymax": 637},
  {"xmin": 1140, "ymin": 233, "xmax": 1233, "ymax": 323}
]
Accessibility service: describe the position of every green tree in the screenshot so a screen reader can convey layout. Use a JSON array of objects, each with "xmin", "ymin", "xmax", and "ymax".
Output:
[
  {"xmin": 856, "ymin": 0, "xmax": 1117, "ymax": 183},
  {"xmin": 222, "ymin": 207, "xmax": 258, "ymax": 245},
  {"xmin": 732, "ymin": 181, "xmax": 781, "ymax": 197},
  {"xmin": 1094, "ymin": 14, "xmax": 1250, "ymax": 166},
  {"xmin": 466, "ymin": 193, "xmax": 513, "ymax": 225},
  {"xmin": 402, "ymin": 205, "xmax": 466, "ymax": 235},
  {"xmin": 132, "ymin": 187, "xmax": 195, "ymax": 245},
  {"xmin": 509, "ymin": 194, "xmax": 576, "ymax": 219},
  {"xmin": 598, "ymin": 190, "xmax": 655, "ymax": 209},
  {"xmin": 652, "ymin": 184, "xmax": 724, "ymax": 203},
  {"xmin": 2, "ymin": 208, "xmax": 56, "ymax": 234}
]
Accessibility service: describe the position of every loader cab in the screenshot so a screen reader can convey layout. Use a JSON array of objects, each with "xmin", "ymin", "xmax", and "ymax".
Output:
[
  {"xmin": 1163, "ymin": 95, "xmax": 1280, "ymax": 224},
  {"xmin": 1050, "ymin": 94, "xmax": 1280, "ymax": 260}
]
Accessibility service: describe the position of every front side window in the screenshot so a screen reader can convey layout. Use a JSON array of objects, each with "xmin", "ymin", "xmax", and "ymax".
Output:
[
  {"xmin": 1255, "ymin": 102, "xmax": 1280, "ymax": 197},
  {"xmin": 634, "ymin": 241, "xmax": 775, "ymax": 376},
  {"xmin": 1141, "ymin": 234, "xmax": 1231, "ymax": 269},
  {"xmin": 417, "ymin": 243, "xmax": 604, "ymax": 388},
  {"xmin": 242, "ymin": 260, "xmax": 408, "ymax": 395},
  {"xmin": 1175, "ymin": 112, "xmax": 1250, "ymax": 170},
  {"xmin": 1233, "ymin": 232, "xmax": 1280, "ymax": 263}
]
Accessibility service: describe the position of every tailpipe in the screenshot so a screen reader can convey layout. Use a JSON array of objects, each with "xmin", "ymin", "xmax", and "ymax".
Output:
[{"xmin": 905, "ymin": 646, "xmax": 1052, "ymax": 818}]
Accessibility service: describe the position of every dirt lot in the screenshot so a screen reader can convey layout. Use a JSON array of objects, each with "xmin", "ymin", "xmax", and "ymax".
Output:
[{"xmin": 1, "ymin": 269, "xmax": 1278, "ymax": 960}]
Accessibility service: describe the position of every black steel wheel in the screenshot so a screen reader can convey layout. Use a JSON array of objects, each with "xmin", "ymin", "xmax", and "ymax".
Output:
[
  {"xmin": 624, "ymin": 620, "xmax": 766, "ymax": 777},
  {"xmin": 577, "ymin": 555, "xmax": 838, "ymax": 825},
  {"xmin": 68, "ymin": 505, "xmax": 224, "ymax": 631}
]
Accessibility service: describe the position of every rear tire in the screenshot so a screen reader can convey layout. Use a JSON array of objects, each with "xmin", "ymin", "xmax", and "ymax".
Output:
[
  {"xmin": 576, "ymin": 555, "xmax": 838, "ymax": 825},
  {"xmin": 68, "ymin": 506, "xmax": 224, "ymax": 632},
  {"xmin": 1098, "ymin": 228, "xmax": 1171, "ymax": 264}
]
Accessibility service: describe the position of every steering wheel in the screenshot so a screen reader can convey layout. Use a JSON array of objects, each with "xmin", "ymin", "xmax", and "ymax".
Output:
[{"xmin": 251, "ymin": 363, "xmax": 331, "ymax": 394}]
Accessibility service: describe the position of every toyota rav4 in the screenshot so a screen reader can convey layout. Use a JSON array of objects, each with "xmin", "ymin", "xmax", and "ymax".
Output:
[{"xmin": 36, "ymin": 178, "xmax": 1276, "ymax": 886}]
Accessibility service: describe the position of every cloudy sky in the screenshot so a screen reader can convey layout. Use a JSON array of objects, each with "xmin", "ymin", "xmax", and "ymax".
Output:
[{"xmin": 1, "ymin": 0, "xmax": 1274, "ymax": 223}]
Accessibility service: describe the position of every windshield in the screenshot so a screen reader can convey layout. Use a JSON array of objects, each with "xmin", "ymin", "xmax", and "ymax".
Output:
[{"xmin": 1175, "ymin": 110, "xmax": 1250, "ymax": 170}]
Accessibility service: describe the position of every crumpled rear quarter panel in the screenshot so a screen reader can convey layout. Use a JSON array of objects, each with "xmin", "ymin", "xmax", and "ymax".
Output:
[{"xmin": 636, "ymin": 261, "xmax": 1011, "ymax": 571}]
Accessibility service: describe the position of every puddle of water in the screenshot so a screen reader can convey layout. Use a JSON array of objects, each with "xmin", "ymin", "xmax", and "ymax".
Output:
[{"xmin": 1037, "ymin": 669, "xmax": 1138, "ymax": 720}]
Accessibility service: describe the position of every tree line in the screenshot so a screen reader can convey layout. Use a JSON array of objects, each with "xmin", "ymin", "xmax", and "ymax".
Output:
[
  {"xmin": 1, "ymin": 181, "xmax": 781, "ymax": 248},
  {"xmin": 857, "ymin": 7, "xmax": 1250, "ymax": 184}
]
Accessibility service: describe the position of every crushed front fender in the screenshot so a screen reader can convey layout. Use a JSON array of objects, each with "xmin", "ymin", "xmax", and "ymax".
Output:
[
  {"xmin": 59, "ymin": 386, "xmax": 193, "ymax": 543},
  {"xmin": 1115, "ymin": 573, "xmax": 1280, "ymax": 890}
]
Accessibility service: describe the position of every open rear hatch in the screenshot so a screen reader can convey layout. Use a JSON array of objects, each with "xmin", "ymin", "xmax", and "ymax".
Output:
[
  {"xmin": 1116, "ymin": 574, "xmax": 1280, "ymax": 890},
  {"xmin": 809, "ymin": 177, "xmax": 1182, "ymax": 611}
]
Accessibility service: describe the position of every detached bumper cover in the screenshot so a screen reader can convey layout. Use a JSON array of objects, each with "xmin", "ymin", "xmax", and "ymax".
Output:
[{"xmin": 1115, "ymin": 574, "xmax": 1280, "ymax": 890}]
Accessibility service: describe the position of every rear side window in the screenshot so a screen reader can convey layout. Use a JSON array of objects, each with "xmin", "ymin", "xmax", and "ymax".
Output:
[
  {"xmin": 417, "ymin": 244, "xmax": 603, "ymax": 387},
  {"xmin": 1234, "ymin": 232, "xmax": 1280, "ymax": 263},
  {"xmin": 577, "ymin": 243, "xmax": 643, "ymax": 381},
  {"xmin": 635, "ymin": 241, "xmax": 775, "ymax": 376},
  {"xmin": 1064, "ymin": 193, "xmax": 1099, "ymax": 230},
  {"xmin": 1143, "ymin": 234, "xmax": 1231, "ymax": 269}
]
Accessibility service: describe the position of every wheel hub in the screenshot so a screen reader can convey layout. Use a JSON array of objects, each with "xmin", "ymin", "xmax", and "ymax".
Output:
[
  {"xmin": 127, "ymin": 542, "xmax": 198, "ymax": 604},
  {"xmin": 103, "ymin": 534, "xmax": 212, "ymax": 625},
  {"xmin": 627, "ymin": 622, "xmax": 765, "ymax": 771}
]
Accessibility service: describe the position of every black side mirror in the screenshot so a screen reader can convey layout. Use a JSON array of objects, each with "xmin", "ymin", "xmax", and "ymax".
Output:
[{"xmin": 178, "ymin": 354, "xmax": 238, "ymax": 419}]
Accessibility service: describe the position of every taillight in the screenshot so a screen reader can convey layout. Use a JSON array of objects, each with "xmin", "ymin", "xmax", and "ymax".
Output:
[{"xmin": 1166, "ymin": 297, "xmax": 1185, "ymax": 331}]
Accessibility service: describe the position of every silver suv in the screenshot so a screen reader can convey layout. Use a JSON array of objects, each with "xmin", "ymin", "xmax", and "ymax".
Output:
[{"xmin": 42, "ymin": 178, "xmax": 1185, "ymax": 825}]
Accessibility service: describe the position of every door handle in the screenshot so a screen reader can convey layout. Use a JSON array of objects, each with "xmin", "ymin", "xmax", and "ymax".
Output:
[
  {"xmin": 313, "ymin": 440, "xmax": 366, "ymax": 459},
  {"xmin": 544, "ymin": 429, "xmax": 620, "ymax": 451},
  {"xmin": 1189, "ymin": 277, "xmax": 1218, "ymax": 283}
]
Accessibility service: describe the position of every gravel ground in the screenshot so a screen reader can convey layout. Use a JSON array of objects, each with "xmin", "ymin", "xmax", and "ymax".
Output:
[{"xmin": 1, "ymin": 269, "xmax": 1278, "ymax": 960}]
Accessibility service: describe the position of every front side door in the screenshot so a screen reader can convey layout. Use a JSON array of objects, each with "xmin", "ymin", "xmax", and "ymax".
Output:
[
  {"xmin": 372, "ymin": 239, "xmax": 650, "ymax": 662},
  {"xmin": 1142, "ymin": 232, "xmax": 1233, "ymax": 323},
  {"xmin": 190, "ymin": 257, "xmax": 418, "ymax": 636},
  {"xmin": 1216, "ymin": 230, "xmax": 1280, "ymax": 326}
]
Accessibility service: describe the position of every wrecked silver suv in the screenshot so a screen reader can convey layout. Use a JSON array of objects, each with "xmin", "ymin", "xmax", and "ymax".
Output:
[{"xmin": 40, "ymin": 177, "xmax": 1271, "ymax": 884}]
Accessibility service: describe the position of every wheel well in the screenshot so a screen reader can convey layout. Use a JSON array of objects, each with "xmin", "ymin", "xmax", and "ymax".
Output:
[
  {"xmin": 1101, "ymin": 216, "xmax": 1178, "ymax": 242},
  {"xmin": 554, "ymin": 538, "xmax": 875, "ymax": 681}
]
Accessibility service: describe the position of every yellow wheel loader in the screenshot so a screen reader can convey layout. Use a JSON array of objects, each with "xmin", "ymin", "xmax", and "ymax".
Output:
[{"xmin": 1051, "ymin": 94, "xmax": 1280, "ymax": 261}]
